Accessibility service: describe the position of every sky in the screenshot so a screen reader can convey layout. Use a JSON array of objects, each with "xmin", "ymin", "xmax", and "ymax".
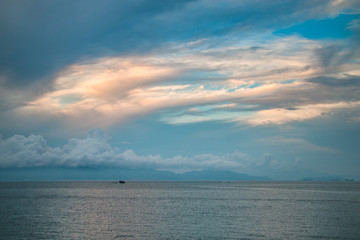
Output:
[{"xmin": 0, "ymin": 0, "xmax": 360, "ymax": 180}]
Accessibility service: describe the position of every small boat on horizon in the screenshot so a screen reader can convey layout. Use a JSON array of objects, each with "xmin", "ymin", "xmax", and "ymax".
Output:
[{"xmin": 119, "ymin": 180, "xmax": 126, "ymax": 183}]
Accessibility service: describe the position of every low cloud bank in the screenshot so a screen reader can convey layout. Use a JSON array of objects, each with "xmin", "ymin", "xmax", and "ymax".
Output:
[{"xmin": 0, "ymin": 129, "xmax": 279, "ymax": 174}]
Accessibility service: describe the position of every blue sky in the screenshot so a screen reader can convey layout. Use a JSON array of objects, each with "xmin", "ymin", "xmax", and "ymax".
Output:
[{"xmin": 0, "ymin": 0, "xmax": 360, "ymax": 179}]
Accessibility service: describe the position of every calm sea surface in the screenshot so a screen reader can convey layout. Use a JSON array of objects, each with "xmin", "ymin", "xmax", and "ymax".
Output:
[{"xmin": 0, "ymin": 181, "xmax": 359, "ymax": 240}]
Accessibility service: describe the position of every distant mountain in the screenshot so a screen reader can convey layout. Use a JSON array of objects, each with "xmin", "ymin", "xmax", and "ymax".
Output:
[
  {"xmin": 178, "ymin": 170, "xmax": 270, "ymax": 181},
  {"xmin": 0, "ymin": 167, "xmax": 270, "ymax": 181},
  {"xmin": 300, "ymin": 176, "xmax": 355, "ymax": 181}
]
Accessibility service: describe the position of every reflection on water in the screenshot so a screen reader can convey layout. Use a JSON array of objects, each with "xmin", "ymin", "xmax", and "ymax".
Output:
[{"xmin": 1, "ymin": 181, "xmax": 359, "ymax": 239}]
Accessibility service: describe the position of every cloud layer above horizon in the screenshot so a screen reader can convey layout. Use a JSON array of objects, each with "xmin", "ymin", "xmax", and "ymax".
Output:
[
  {"xmin": 1, "ymin": 0, "xmax": 359, "ymax": 178},
  {"xmin": 0, "ymin": 129, "xmax": 312, "ymax": 178}
]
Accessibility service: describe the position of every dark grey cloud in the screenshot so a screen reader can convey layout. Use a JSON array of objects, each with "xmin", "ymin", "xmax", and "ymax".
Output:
[
  {"xmin": 307, "ymin": 75, "xmax": 360, "ymax": 87},
  {"xmin": 312, "ymin": 15, "xmax": 360, "ymax": 70},
  {"xmin": 315, "ymin": 45, "xmax": 341, "ymax": 68},
  {"xmin": 0, "ymin": 0, "xmax": 193, "ymax": 86},
  {"xmin": 0, "ymin": 0, "xmax": 340, "ymax": 88},
  {"xmin": 225, "ymin": 75, "xmax": 360, "ymax": 111}
]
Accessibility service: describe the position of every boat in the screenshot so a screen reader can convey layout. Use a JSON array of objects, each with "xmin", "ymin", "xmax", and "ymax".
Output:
[{"xmin": 119, "ymin": 180, "xmax": 126, "ymax": 183}]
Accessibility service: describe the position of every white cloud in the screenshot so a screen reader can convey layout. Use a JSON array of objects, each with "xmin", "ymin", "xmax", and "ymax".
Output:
[
  {"xmin": 160, "ymin": 100, "xmax": 360, "ymax": 126},
  {"xmin": 0, "ymin": 129, "xmax": 287, "ymax": 174},
  {"xmin": 0, "ymin": 134, "xmax": 63, "ymax": 168},
  {"xmin": 245, "ymin": 101, "xmax": 360, "ymax": 126}
]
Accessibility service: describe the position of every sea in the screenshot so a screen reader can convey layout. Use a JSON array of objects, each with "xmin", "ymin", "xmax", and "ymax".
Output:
[{"xmin": 0, "ymin": 181, "xmax": 359, "ymax": 240}]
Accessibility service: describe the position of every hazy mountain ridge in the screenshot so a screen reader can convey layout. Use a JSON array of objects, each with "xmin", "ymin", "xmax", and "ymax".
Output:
[
  {"xmin": 2, "ymin": 167, "xmax": 358, "ymax": 181},
  {"xmin": 0, "ymin": 167, "xmax": 269, "ymax": 181},
  {"xmin": 300, "ymin": 176, "xmax": 355, "ymax": 181}
]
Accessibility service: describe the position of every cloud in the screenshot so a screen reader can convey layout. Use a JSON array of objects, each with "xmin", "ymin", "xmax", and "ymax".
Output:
[
  {"xmin": 1, "ymin": 32, "xmax": 359, "ymax": 132},
  {"xmin": 0, "ymin": 34, "xmax": 344, "ymax": 130},
  {"xmin": 256, "ymin": 136, "xmax": 336, "ymax": 153},
  {"xmin": 160, "ymin": 93, "xmax": 360, "ymax": 126},
  {"xmin": 1, "ymin": 0, "xmax": 356, "ymax": 87},
  {"xmin": 0, "ymin": 0, "xmax": 192, "ymax": 85},
  {"xmin": 315, "ymin": 45, "xmax": 341, "ymax": 68},
  {"xmin": 328, "ymin": 0, "xmax": 360, "ymax": 15},
  {"xmin": 162, "ymin": 100, "xmax": 360, "ymax": 126},
  {"xmin": 306, "ymin": 75, "xmax": 360, "ymax": 86},
  {"xmin": 245, "ymin": 101, "xmax": 360, "ymax": 126},
  {"xmin": 0, "ymin": 129, "xmax": 285, "ymax": 174},
  {"xmin": 0, "ymin": 134, "xmax": 63, "ymax": 168},
  {"xmin": 1, "ymin": 0, "xmax": 359, "ymax": 137}
]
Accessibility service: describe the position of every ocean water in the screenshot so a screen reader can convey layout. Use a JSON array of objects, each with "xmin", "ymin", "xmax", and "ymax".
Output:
[{"xmin": 0, "ymin": 181, "xmax": 359, "ymax": 240}]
